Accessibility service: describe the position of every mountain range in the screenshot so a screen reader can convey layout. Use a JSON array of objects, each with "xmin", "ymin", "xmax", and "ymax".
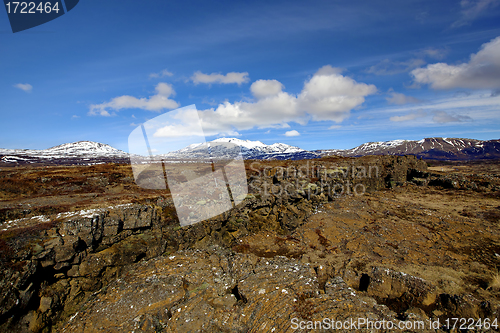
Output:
[
  {"xmin": 0, "ymin": 141, "xmax": 130, "ymax": 165},
  {"xmin": 316, "ymin": 137, "xmax": 500, "ymax": 160},
  {"xmin": 164, "ymin": 138, "xmax": 319, "ymax": 160},
  {"xmin": 1, "ymin": 137, "xmax": 499, "ymax": 165}
]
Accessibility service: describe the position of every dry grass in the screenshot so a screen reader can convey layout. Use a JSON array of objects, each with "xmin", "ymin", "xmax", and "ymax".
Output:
[
  {"xmin": 488, "ymin": 269, "xmax": 500, "ymax": 290},
  {"xmin": 428, "ymin": 166, "xmax": 457, "ymax": 172}
]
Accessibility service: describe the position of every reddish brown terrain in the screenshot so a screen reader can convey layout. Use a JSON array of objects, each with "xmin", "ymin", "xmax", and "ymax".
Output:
[{"xmin": 0, "ymin": 156, "xmax": 499, "ymax": 332}]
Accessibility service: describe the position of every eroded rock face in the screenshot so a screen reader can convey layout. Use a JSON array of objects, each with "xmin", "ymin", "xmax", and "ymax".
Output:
[
  {"xmin": 59, "ymin": 248, "xmax": 404, "ymax": 333},
  {"xmin": 0, "ymin": 204, "xmax": 164, "ymax": 330},
  {"xmin": 1, "ymin": 155, "xmax": 500, "ymax": 332}
]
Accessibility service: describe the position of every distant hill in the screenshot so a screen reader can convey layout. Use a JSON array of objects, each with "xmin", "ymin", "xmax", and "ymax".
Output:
[
  {"xmin": 163, "ymin": 137, "xmax": 320, "ymax": 161},
  {"xmin": 1, "ymin": 137, "xmax": 499, "ymax": 166},
  {"xmin": 315, "ymin": 137, "xmax": 500, "ymax": 160},
  {"xmin": 0, "ymin": 141, "xmax": 130, "ymax": 165},
  {"xmin": 0, "ymin": 138, "xmax": 319, "ymax": 165}
]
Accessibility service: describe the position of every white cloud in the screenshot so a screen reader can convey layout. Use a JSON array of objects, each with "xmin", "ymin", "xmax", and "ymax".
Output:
[
  {"xmin": 390, "ymin": 110, "xmax": 427, "ymax": 122},
  {"xmin": 153, "ymin": 122, "xmax": 203, "ymax": 138},
  {"xmin": 452, "ymin": 0, "xmax": 500, "ymax": 28},
  {"xmin": 411, "ymin": 36, "xmax": 500, "ymax": 89},
  {"xmin": 71, "ymin": 115, "xmax": 80, "ymax": 119},
  {"xmin": 194, "ymin": 65, "xmax": 376, "ymax": 135},
  {"xmin": 284, "ymin": 130, "xmax": 300, "ymax": 137},
  {"xmin": 367, "ymin": 48, "xmax": 447, "ymax": 76},
  {"xmin": 328, "ymin": 125, "xmax": 342, "ymax": 129},
  {"xmin": 99, "ymin": 66, "xmax": 376, "ymax": 137},
  {"xmin": 149, "ymin": 69, "xmax": 173, "ymax": 78},
  {"xmin": 250, "ymin": 79, "xmax": 284, "ymax": 99},
  {"xmin": 297, "ymin": 65, "xmax": 377, "ymax": 122},
  {"xmin": 14, "ymin": 83, "xmax": 32, "ymax": 93},
  {"xmin": 432, "ymin": 110, "xmax": 472, "ymax": 123},
  {"xmin": 386, "ymin": 90, "xmax": 421, "ymax": 105},
  {"xmin": 89, "ymin": 83, "xmax": 179, "ymax": 116},
  {"xmin": 198, "ymin": 93, "xmax": 300, "ymax": 136},
  {"xmin": 191, "ymin": 71, "xmax": 250, "ymax": 85},
  {"xmin": 142, "ymin": 66, "xmax": 375, "ymax": 138},
  {"xmin": 367, "ymin": 58, "xmax": 426, "ymax": 75}
]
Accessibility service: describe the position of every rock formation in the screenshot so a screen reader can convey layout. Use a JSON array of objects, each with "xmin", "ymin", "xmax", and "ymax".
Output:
[{"xmin": 1, "ymin": 155, "xmax": 499, "ymax": 332}]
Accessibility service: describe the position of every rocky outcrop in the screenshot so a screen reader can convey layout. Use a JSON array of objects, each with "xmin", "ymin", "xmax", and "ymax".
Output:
[
  {"xmin": 59, "ymin": 248, "xmax": 402, "ymax": 333},
  {"xmin": 0, "ymin": 204, "xmax": 165, "ymax": 330},
  {"xmin": 4, "ymin": 155, "xmax": 479, "ymax": 332}
]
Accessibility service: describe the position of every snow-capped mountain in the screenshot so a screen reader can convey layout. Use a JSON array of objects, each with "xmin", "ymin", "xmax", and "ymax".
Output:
[
  {"xmin": 212, "ymin": 138, "xmax": 316, "ymax": 159},
  {"xmin": 2, "ymin": 137, "xmax": 500, "ymax": 165},
  {"xmin": 316, "ymin": 137, "xmax": 500, "ymax": 160},
  {"xmin": 0, "ymin": 138, "xmax": 319, "ymax": 165},
  {"xmin": 44, "ymin": 141, "xmax": 129, "ymax": 157},
  {"xmin": 165, "ymin": 137, "xmax": 320, "ymax": 160},
  {"xmin": 0, "ymin": 141, "xmax": 130, "ymax": 165}
]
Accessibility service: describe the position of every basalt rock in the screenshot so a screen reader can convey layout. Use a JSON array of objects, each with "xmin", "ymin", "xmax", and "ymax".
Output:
[
  {"xmin": 6, "ymin": 155, "xmax": 496, "ymax": 332},
  {"xmin": 58, "ymin": 248, "xmax": 404, "ymax": 333}
]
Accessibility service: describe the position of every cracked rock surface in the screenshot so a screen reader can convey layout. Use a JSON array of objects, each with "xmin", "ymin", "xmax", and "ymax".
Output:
[
  {"xmin": 60, "ymin": 248, "xmax": 402, "ymax": 333},
  {"xmin": 1, "ymin": 157, "xmax": 500, "ymax": 332}
]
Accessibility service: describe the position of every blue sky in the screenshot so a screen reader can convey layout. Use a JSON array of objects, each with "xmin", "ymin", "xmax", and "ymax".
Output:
[{"xmin": 1, "ymin": 0, "xmax": 500, "ymax": 151}]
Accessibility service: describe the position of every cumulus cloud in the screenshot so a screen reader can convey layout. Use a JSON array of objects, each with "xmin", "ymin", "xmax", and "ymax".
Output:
[
  {"xmin": 197, "ymin": 93, "xmax": 300, "ymax": 136},
  {"xmin": 191, "ymin": 71, "xmax": 250, "ymax": 85},
  {"xmin": 284, "ymin": 130, "xmax": 300, "ymax": 137},
  {"xmin": 297, "ymin": 66, "xmax": 377, "ymax": 122},
  {"xmin": 89, "ymin": 83, "xmax": 179, "ymax": 116},
  {"xmin": 192, "ymin": 65, "xmax": 376, "ymax": 136},
  {"xmin": 250, "ymin": 79, "xmax": 284, "ymax": 99},
  {"xmin": 149, "ymin": 66, "xmax": 376, "ymax": 138},
  {"xmin": 432, "ymin": 110, "xmax": 472, "ymax": 123},
  {"xmin": 411, "ymin": 36, "xmax": 500, "ymax": 90},
  {"xmin": 390, "ymin": 110, "xmax": 427, "ymax": 122},
  {"xmin": 386, "ymin": 90, "xmax": 421, "ymax": 105},
  {"xmin": 149, "ymin": 69, "xmax": 173, "ymax": 78},
  {"xmin": 452, "ymin": 0, "xmax": 500, "ymax": 28},
  {"xmin": 14, "ymin": 83, "xmax": 32, "ymax": 93}
]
